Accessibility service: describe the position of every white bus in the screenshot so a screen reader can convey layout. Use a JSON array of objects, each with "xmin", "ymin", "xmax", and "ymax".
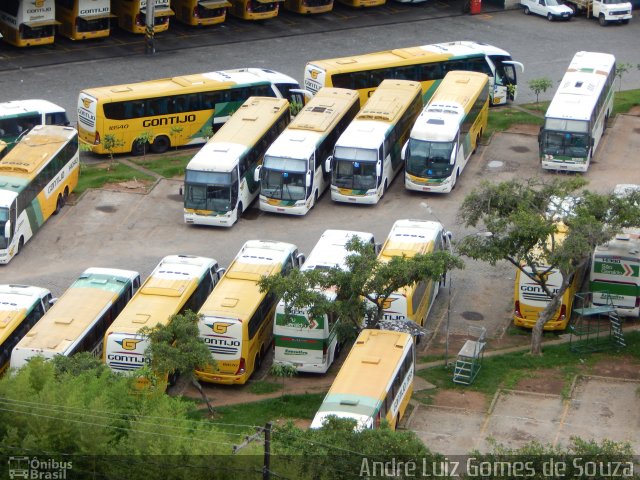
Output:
[
  {"xmin": 403, "ymin": 71, "xmax": 490, "ymax": 193},
  {"xmin": 0, "ymin": 0, "xmax": 59, "ymax": 47},
  {"xmin": 10, "ymin": 268, "xmax": 140, "ymax": 369},
  {"xmin": 539, "ymin": 51, "xmax": 615, "ymax": 172},
  {"xmin": 183, "ymin": 97, "xmax": 291, "ymax": 227},
  {"xmin": 273, "ymin": 229, "xmax": 377, "ymax": 373},
  {"xmin": 256, "ymin": 88, "xmax": 360, "ymax": 215},
  {"xmin": 377, "ymin": 219, "xmax": 451, "ymax": 328},
  {"xmin": 327, "ymin": 80, "xmax": 422, "ymax": 205}
]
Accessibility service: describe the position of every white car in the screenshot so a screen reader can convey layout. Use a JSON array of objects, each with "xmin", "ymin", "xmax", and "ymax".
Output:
[{"xmin": 521, "ymin": 0, "xmax": 574, "ymax": 20}]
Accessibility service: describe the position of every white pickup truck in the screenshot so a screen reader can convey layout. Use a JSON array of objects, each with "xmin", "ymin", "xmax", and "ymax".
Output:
[
  {"xmin": 563, "ymin": 0, "xmax": 632, "ymax": 25},
  {"xmin": 521, "ymin": 0, "xmax": 574, "ymax": 20}
]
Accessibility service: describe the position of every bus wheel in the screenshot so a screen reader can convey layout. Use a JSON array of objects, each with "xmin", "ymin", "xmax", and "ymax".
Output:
[
  {"xmin": 255, "ymin": 352, "xmax": 262, "ymax": 371},
  {"xmin": 382, "ymin": 180, "xmax": 388, "ymax": 198},
  {"xmin": 53, "ymin": 194, "xmax": 63, "ymax": 215},
  {"xmin": 151, "ymin": 135, "xmax": 170, "ymax": 154},
  {"xmin": 235, "ymin": 203, "xmax": 243, "ymax": 225},
  {"xmin": 393, "ymin": 415, "xmax": 400, "ymax": 430},
  {"xmin": 131, "ymin": 140, "xmax": 147, "ymax": 156},
  {"xmin": 311, "ymin": 190, "xmax": 318, "ymax": 209},
  {"xmin": 16, "ymin": 237, "xmax": 24, "ymax": 256},
  {"xmin": 63, "ymin": 186, "xmax": 69, "ymax": 203}
]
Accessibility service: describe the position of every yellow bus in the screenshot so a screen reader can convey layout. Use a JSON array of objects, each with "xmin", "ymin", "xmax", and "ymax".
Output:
[
  {"xmin": 10, "ymin": 268, "xmax": 140, "ymax": 370},
  {"xmin": 0, "ymin": 0, "xmax": 60, "ymax": 47},
  {"xmin": 0, "ymin": 125, "xmax": 79, "ymax": 264},
  {"xmin": 195, "ymin": 240, "xmax": 305, "ymax": 385},
  {"xmin": 0, "ymin": 285, "xmax": 52, "ymax": 376},
  {"xmin": 336, "ymin": 0, "xmax": 383, "ymax": 7},
  {"xmin": 256, "ymin": 87, "xmax": 360, "ymax": 216},
  {"xmin": 327, "ymin": 79, "xmax": 422, "ymax": 205},
  {"xmin": 110, "ymin": 0, "xmax": 174, "ymax": 34},
  {"xmin": 184, "ymin": 97, "xmax": 291, "ymax": 227},
  {"xmin": 56, "ymin": 0, "xmax": 114, "ymax": 40},
  {"xmin": 78, "ymin": 68, "xmax": 304, "ymax": 155},
  {"xmin": 304, "ymin": 41, "xmax": 523, "ymax": 107},
  {"xmin": 103, "ymin": 255, "xmax": 223, "ymax": 376},
  {"xmin": 310, "ymin": 329, "xmax": 414, "ymax": 430},
  {"xmin": 513, "ymin": 223, "xmax": 586, "ymax": 331},
  {"xmin": 377, "ymin": 219, "xmax": 451, "ymax": 329},
  {"xmin": 282, "ymin": 0, "xmax": 333, "ymax": 14},
  {"xmin": 404, "ymin": 71, "xmax": 490, "ymax": 193},
  {"xmin": 171, "ymin": 0, "xmax": 231, "ymax": 26},
  {"xmin": 227, "ymin": 0, "xmax": 281, "ymax": 20}
]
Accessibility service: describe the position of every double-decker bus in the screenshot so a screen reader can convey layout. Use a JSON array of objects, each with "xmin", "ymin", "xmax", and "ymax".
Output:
[
  {"xmin": 0, "ymin": 126, "xmax": 79, "ymax": 264},
  {"xmin": 228, "ymin": 0, "xmax": 281, "ymax": 20},
  {"xmin": 0, "ymin": 0, "xmax": 59, "ymax": 47},
  {"xmin": 0, "ymin": 99, "xmax": 69, "ymax": 160},
  {"xmin": 274, "ymin": 229, "xmax": 377, "ymax": 373},
  {"xmin": 172, "ymin": 0, "xmax": 231, "ymax": 25},
  {"xmin": 403, "ymin": 71, "xmax": 490, "ymax": 193},
  {"xmin": 56, "ymin": 0, "xmax": 114, "ymax": 40},
  {"xmin": 310, "ymin": 329, "xmax": 414, "ymax": 430},
  {"xmin": 110, "ymin": 0, "xmax": 175, "ymax": 34},
  {"xmin": 195, "ymin": 240, "xmax": 305, "ymax": 385},
  {"xmin": 377, "ymin": 219, "xmax": 451, "ymax": 328},
  {"xmin": 78, "ymin": 68, "xmax": 304, "ymax": 155},
  {"xmin": 184, "ymin": 97, "xmax": 290, "ymax": 227},
  {"xmin": 0, "ymin": 285, "xmax": 52, "ymax": 376},
  {"xmin": 327, "ymin": 80, "xmax": 422, "ymax": 205},
  {"xmin": 103, "ymin": 255, "xmax": 223, "ymax": 376},
  {"xmin": 539, "ymin": 51, "xmax": 615, "ymax": 172},
  {"xmin": 304, "ymin": 41, "xmax": 523, "ymax": 107},
  {"xmin": 283, "ymin": 0, "xmax": 333, "ymax": 14},
  {"xmin": 10, "ymin": 269, "xmax": 140, "ymax": 369},
  {"xmin": 256, "ymin": 88, "xmax": 359, "ymax": 216}
]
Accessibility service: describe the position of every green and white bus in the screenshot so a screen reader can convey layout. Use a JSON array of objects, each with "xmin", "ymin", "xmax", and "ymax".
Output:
[
  {"xmin": 273, "ymin": 229, "xmax": 377, "ymax": 373},
  {"xmin": 539, "ymin": 51, "xmax": 615, "ymax": 172},
  {"xmin": 183, "ymin": 97, "xmax": 291, "ymax": 227},
  {"xmin": 256, "ymin": 88, "xmax": 360, "ymax": 215}
]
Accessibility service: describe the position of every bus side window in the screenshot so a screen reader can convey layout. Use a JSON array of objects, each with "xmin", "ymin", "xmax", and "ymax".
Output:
[
  {"xmin": 394, "ymin": 66, "xmax": 417, "ymax": 81},
  {"xmin": 420, "ymin": 64, "xmax": 442, "ymax": 82}
]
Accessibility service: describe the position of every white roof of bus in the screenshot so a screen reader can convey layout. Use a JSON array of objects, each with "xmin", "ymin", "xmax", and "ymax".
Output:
[
  {"xmin": 152, "ymin": 255, "xmax": 217, "ymax": 279},
  {"xmin": 0, "ymin": 285, "xmax": 50, "ymax": 310},
  {"xmin": 595, "ymin": 231, "xmax": 640, "ymax": 256},
  {"xmin": 0, "ymin": 190, "xmax": 19, "ymax": 209},
  {"xmin": 335, "ymin": 120, "xmax": 389, "ymax": 150},
  {"xmin": 418, "ymin": 41, "xmax": 509, "ymax": 58},
  {"xmin": 266, "ymin": 128, "xmax": 323, "ymax": 161},
  {"xmin": 0, "ymin": 99, "xmax": 65, "ymax": 116},
  {"xmin": 200, "ymin": 68, "xmax": 294, "ymax": 85},
  {"xmin": 187, "ymin": 142, "xmax": 246, "ymax": 173},
  {"xmin": 389, "ymin": 219, "xmax": 443, "ymax": 241},
  {"xmin": 545, "ymin": 51, "xmax": 615, "ymax": 122},
  {"xmin": 238, "ymin": 240, "xmax": 297, "ymax": 264},
  {"xmin": 302, "ymin": 230, "xmax": 374, "ymax": 271},
  {"xmin": 81, "ymin": 267, "xmax": 140, "ymax": 282},
  {"xmin": 411, "ymin": 103, "xmax": 464, "ymax": 143}
]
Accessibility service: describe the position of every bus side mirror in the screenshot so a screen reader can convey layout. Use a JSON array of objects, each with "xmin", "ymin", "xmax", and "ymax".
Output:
[
  {"xmin": 325, "ymin": 156, "xmax": 332, "ymax": 173},
  {"xmin": 48, "ymin": 298, "xmax": 58, "ymax": 306},
  {"xmin": 450, "ymin": 145, "xmax": 457, "ymax": 164},
  {"xmin": 444, "ymin": 231, "xmax": 453, "ymax": 247},
  {"xmin": 216, "ymin": 267, "xmax": 226, "ymax": 279},
  {"xmin": 296, "ymin": 253, "xmax": 306, "ymax": 267},
  {"xmin": 401, "ymin": 141, "xmax": 408, "ymax": 161},
  {"xmin": 375, "ymin": 242, "xmax": 382, "ymax": 255},
  {"xmin": 254, "ymin": 165, "xmax": 262, "ymax": 183},
  {"xmin": 306, "ymin": 171, "xmax": 312, "ymax": 188},
  {"xmin": 376, "ymin": 161, "xmax": 381, "ymax": 178},
  {"xmin": 4, "ymin": 220, "xmax": 10, "ymax": 238}
]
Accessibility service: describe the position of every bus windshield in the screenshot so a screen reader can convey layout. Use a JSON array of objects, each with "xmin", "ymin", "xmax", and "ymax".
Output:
[
  {"xmin": 0, "ymin": 208, "xmax": 8, "ymax": 249},
  {"xmin": 184, "ymin": 171, "xmax": 233, "ymax": 212},
  {"xmin": 333, "ymin": 159, "xmax": 377, "ymax": 190},
  {"xmin": 261, "ymin": 156, "xmax": 307, "ymax": 201},
  {"xmin": 541, "ymin": 131, "xmax": 590, "ymax": 157},
  {"xmin": 405, "ymin": 139, "xmax": 454, "ymax": 178}
]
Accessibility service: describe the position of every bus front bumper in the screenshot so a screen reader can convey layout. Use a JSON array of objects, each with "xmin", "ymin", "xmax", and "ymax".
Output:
[
  {"xmin": 259, "ymin": 197, "xmax": 309, "ymax": 216},
  {"xmin": 541, "ymin": 157, "xmax": 588, "ymax": 173},
  {"xmin": 330, "ymin": 187, "xmax": 380, "ymax": 205},
  {"xmin": 405, "ymin": 176, "xmax": 452, "ymax": 193},
  {"xmin": 184, "ymin": 210, "xmax": 235, "ymax": 227}
]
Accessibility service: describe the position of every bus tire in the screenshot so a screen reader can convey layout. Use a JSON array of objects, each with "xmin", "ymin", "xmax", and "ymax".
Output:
[
  {"xmin": 382, "ymin": 180, "xmax": 388, "ymax": 198},
  {"xmin": 151, "ymin": 135, "xmax": 170, "ymax": 154},
  {"xmin": 235, "ymin": 203, "xmax": 243, "ymax": 225},
  {"xmin": 54, "ymin": 194, "xmax": 63, "ymax": 215},
  {"xmin": 63, "ymin": 186, "xmax": 69, "ymax": 203},
  {"xmin": 311, "ymin": 190, "xmax": 318, "ymax": 209},
  {"xmin": 393, "ymin": 415, "xmax": 400, "ymax": 430},
  {"xmin": 17, "ymin": 237, "xmax": 24, "ymax": 256},
  {"xmin": 131, "ymin": 140, "xmax": 147, "ymax": 156},
  {"xmin": 255, "ymin": 352, "xmax": 262, "ymax": 371}
]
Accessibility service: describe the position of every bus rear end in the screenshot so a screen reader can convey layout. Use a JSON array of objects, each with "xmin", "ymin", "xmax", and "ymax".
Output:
[
  {"xmin": 283, "ymin": 0, "xmax": 333, "ymax": 14},
  {"xmin": 513, "ymin": 267, "xmax": 570, "ymax": 330},
  {"xmin": 104, "ymin": 332, "xmax": 150, "ymax": 374},
  {"xmin": 77, "ymin": 91, "xmax": 102, "ymax": 152},
  {"xmin": 57, "ymin": 0, "xmax": 113, "ymax": 40},
  {"xmin": 0, "ymin": 0, "xmax": 58, "ymax": 47},
  {"xmin": 303, "ymin": 63, "xmax": 327, "ymax": 96},
  {"xmin": 112, "ymin": 0, "xmax": 174, "ymax": 34},
  {"xmin": 196, "ymin": 316, "xmax": 247, "ymax": 384},
  {"xmin": 229, "ymin": 0, "xmax": 280, "ymax": 20},
  {"xmin": 173, "ymin": 0, "xmax": 231, "ymax": 25}
]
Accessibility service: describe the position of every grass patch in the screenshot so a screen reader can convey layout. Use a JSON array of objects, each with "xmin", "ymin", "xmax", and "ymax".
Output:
[
  {"xmin": 612, "ymin": 88, "xmax": 640, "ymax": 116},
  {"xmin": 412, "ymin": 389, "xmax": 435, "ymax": 406},
  {"xmin": 248, "ymin": 380, "xmax": 282, "ymax": 395},
  {"xmin": 418, "ymin": 354, "xmax": 444, "ymax": 364},
  {"xmin": 76, "ymin": 162, "xmax": 155, "ymax": 195},
  {"xmin": 130, "ymin": 154, "xmax": 192, "ymax": 178},
  {"xmin": 484, "ymin": 107, "xmax": 544, "ymax": 140}
]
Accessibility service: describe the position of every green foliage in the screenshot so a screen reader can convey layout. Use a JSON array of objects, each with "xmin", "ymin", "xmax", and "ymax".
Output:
[
  {"xmin": 615, "ymin": 62, "xmax": 632, "ymax": 92},
  {"xmin": 528, "ymin": 78, "xmax": 553, "ymax": 104},
  {"xmin": 201, "ymin": 125, "xmax": 214, "ymax": 141},
  {"xmin": 169, "ymin": 125, "xmax": 184, "ymax": 150},
  {"xmin": 130, "ymin": 154, "xmax": 191, "ymax": 178},
  {"xmin": 102, "ymin": 134, "xmax": 125, "ymax": 162},
  {"xmin": 290, "ymin": 100, "xmax": 304, "ymax": 116},
  {"xmin": 270, "ymin": 362, "xmax": 298, "ymax": 398},
  {"xmin": 51, "ymin": 352, "xmax": 109, "ymax": 377},
  {"xmin": 457, "ymin": 178, "xmax": 640, "ymax": 354},
  {"xmin": 134, "ymin": 131, "xmax": 153, "ymax": 159}
]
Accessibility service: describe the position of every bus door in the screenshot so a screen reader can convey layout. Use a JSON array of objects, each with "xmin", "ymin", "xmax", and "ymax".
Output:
[{"xmin": 488, "ymin": 56, "xmax": 524, "ymax": 103}]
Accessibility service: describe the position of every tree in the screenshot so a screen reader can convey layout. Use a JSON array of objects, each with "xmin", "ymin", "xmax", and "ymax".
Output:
[
  {"xmin": 133, "ymin": 131, "xmax": 153, "ymax": 159},
  {"xmin": 269, "ymin": 362, "xmax": 297, "ymax": 399},
  {"xmin": 169, "ymin": 125, "xmax": 184, "ymax": 150},
  {"xmin": 528, "ymin": 78, "xmax": 553, "ymax": 104},
  {"xmin": 457, "ymin": 177, "xmax": 640, "ymax": 355},
  {"xmin": 140, "ymin": 310, "xmax": 216, "ymax": 415},
  {"xmin": 102, "ymin": 134, "xmax": 125, "ymax": 168},
  {"xmin": 615, "ymin": 62, "xmax": 632, "ymax": 92}
]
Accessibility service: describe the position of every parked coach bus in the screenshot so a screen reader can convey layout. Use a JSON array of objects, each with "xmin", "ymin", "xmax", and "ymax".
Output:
[
  {"xmin": 539, "ymin": 51, "xmax": 615, "ymax": 172},
  {"xmin": 172, "ymin": 0, "xmax": 231, "ymax": 25},
  {"xmin": 10, "ymin": 268, "xmax": 140, "ymax": 369},
  {"xmin": 0, "ymin": 126, "xmax": 79, "ymax": 264},
  {"xmin": 256, "ymin": 88, "xmax": 359, "ymax": 215},
  {"xmin": 56, "ymin": 0, "xmax": 114, "ymax": 40},
  {"xmin": 326, "ymin": 80, "xmax": 422, "ymax": 205},
  {"xmin": 0, "ymin": 99, "xmax": 69, "ymax": 160},
  {"xmin": 0, "ymin": 0, "xmax": 59, "ymax": 47},
  {"xmin": 311, "ymin": 329, "xmax": 415, "ymax": 431},
  {"xmin": 283, "ymin": 0, "xmax": 333, "ymax": 14},
  {"xmin": 111, "ymin": 0, "xmax": 174, "ymax": 34},
  {"xmin": 274, "ymin": 229, "xmax": 377, "ymax": 374},
  {"xmin": 78, "ymin": 68, "xmax": 304, "ymax": 155},
  {"xmin": 403, "ymin": 71, "xmax": 490, "ymax": 193},
  {"xmin": 0, "ymin": 285, "xmax": 52, "ymax": 376},
  {"xmin": 195, "ymin": 240, "xmax": 305, "ymax": 385},
  {"xmin": 227, "ymin": 0, "xmax": 281, "ymax": 20},
  {"xmin": 304, "ymin": 41, "xmax": 523, "ymax": 107},
  {"xmin": 184, "ymin": 97, "xmax": 290, "ymax": 227}
]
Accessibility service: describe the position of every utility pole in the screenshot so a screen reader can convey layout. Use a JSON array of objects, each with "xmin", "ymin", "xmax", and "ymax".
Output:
[
  {"xmin": 263, "ymin": 422, "xmax": 272, "ymax": 480},
  {"xmin": 145, "ymin": 0, "xmax": 155, "ymax": 55}
]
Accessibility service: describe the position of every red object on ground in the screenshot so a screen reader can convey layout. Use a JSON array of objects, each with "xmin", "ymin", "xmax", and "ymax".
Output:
[{"xmin": 470, "ymin": 0, "xmax": 482, "ymax": 14}]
